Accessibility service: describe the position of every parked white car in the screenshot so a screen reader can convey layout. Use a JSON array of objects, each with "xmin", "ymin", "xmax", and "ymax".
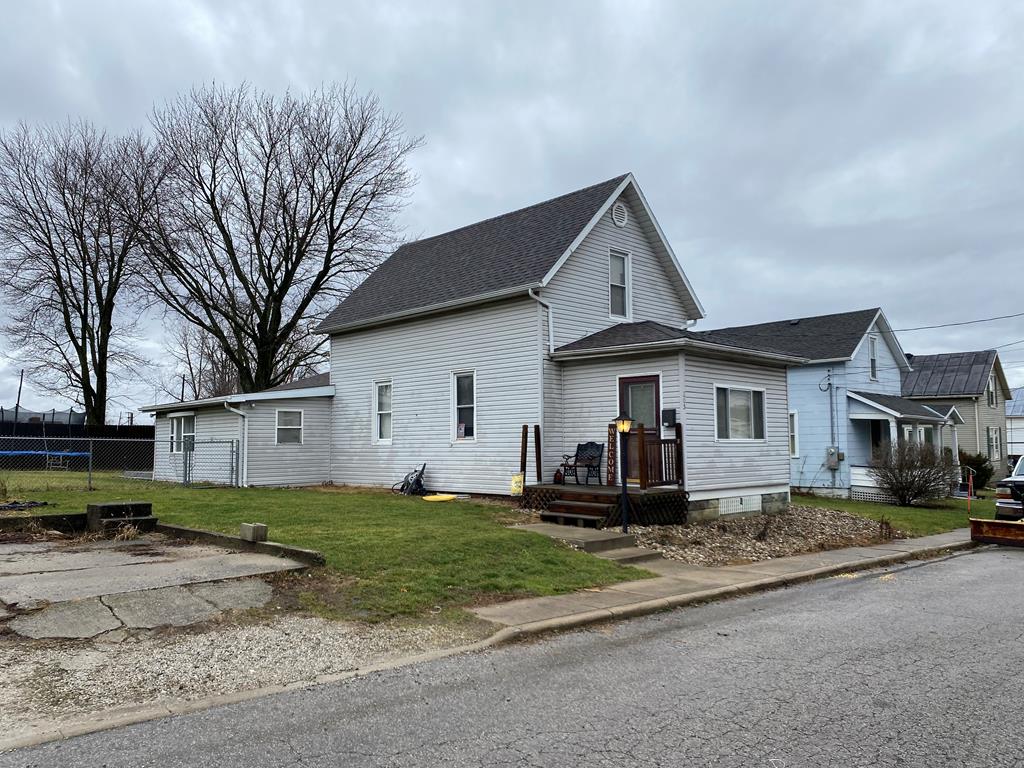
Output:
[{"xmin": 995, "ymin": 456, "xmax": 1024, "ymax": 520}]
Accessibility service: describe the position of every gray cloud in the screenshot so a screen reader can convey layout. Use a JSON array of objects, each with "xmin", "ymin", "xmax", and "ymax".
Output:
[{"xmin": 2, "ymin": 0, "xmax": 1024, "ymax": 412}]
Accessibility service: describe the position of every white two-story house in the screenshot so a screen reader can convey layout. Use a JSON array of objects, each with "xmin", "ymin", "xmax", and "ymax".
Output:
[{"xmin": 144, "ymin": 174, "xmax": 803, "ymax": 523}]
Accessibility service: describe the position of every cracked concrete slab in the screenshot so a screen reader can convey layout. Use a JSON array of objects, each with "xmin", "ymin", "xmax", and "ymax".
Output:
[
  {"xmin": 188, "ymin": 579, "xmax": 273, "ymax": 611},
  {"xmin": 0, "ymin": 549, "xmax": 170, "ymax": 576},
  {"xmin": 8, "ymin": 599, "xmax": 122, "ymax": 639},
  {"xmin": 103, "ymin": 588, "xmax": 222, "ymax": 629}
]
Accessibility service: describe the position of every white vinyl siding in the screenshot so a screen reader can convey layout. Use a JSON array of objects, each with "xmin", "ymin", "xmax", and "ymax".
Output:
[
  {"xmin": 542, "ymin": 192, "xmax": 692, "ymax": 347},
  {"xmin": 276, "ymin": 410, "xmax": 303, "ymax": 445},
  {"xmin": 329, "ymin": 298, "xmax": 540, "ymax": 495},
  {"xmin": 685, "ymin": 355, "xmax": 790, "ymax": 492},
  {"xmin": 245, "ymin": 397, "xmax": 332, "ymax": 486},
  {"xmin": 374, "ymin": 380, "xmax": 393, "ymax": 444}
]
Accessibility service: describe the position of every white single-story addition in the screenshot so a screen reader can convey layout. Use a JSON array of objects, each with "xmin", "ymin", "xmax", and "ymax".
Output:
[
  {"xmin": 143, "ymin": 173, "xmax": 808, "ymax": 523},
  {"xmin": 142, "ymin": 375, "xmax": 333, "ymax": 487}
]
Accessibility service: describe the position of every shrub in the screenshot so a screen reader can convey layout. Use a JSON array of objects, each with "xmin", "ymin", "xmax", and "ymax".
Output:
[
  {"xmin": 958, "ymin": 450, "xmax": 994, "ymax": 490},
  {"xmin": 869, "ymin": 441, "xmax": 958, "ymax": 507}
]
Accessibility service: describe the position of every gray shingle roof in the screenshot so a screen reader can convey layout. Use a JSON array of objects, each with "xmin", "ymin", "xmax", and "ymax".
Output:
[
  {"xmin": 1008, "ymin": 387, "xmax": 1024, "ymax": 418},
  {"xmin": 848, "ymin": 391, "xmax": 946, "ymax": 421},
  {"xmin": 901, "ymin": 350, "xmax": 997, "ymax": 398},
  {"xmin": 554, "ymin": 320, "xmax": 800, "ymax": 359},
  {"xmin": 697, "ymin": 308, "xmax": 882, "ymax": 361},
  {"xmin": 318, "ymin": 174, "xmax": 629, "ymax": 333},
  {"xmin": 262, "ymin": 373, "xmax": 330, "ymax": 392}
]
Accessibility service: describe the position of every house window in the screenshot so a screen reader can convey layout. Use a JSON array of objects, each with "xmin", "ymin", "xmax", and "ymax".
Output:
[
  {"xmin": 869, "ymin": 336, "xmax": 878, "ymax": 380},
  {"xmin": 374, "ymin": 380, "xmax": 392, "ymax": 443},
  {"xmin": 453, "ymin": 371, "xmax": 476, "ymax": 440},
  {"xmin": 276, "ymin": 410, "xmax": 303, "ymax": 445},
  {"xmin": 989, "ymin": 426, "xmax": 1002, "ymax": 460},
  {"xmin": 788, "ymin": 411, "xmax": 799, "ymax": 457},
  {"xmin": 987, "ymin": 374, "xmax": 997, "ymax": 407},
  {"xmin": 609, "ymin": 249, "xmax": 630, "ymax": 319},
  {"xmin": 169, "ymin": 414, "xmax": 195, "ymax": 453},
  {"xmin": 715, "ymin": 386, "xmax": 765, "ymax": 440}
]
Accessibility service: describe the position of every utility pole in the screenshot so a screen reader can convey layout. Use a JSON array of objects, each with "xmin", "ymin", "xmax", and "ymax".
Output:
[{"xmin": 12, "ymin": 369, "xmax": 24, "ymax": 437}]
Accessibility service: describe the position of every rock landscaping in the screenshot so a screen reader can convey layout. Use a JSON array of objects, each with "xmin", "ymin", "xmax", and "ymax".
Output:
[{"xmin": 632, "ymin": 505, "xmax": 902, "ymax": 567}]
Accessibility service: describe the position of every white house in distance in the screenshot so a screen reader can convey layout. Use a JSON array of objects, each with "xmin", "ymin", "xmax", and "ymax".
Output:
[
  {"xmin": 1008, "ymin": 387, "xmax": 1024, "ymax": 464},
  {"xmin": 144, "ymin": 174, "xmax": 806, "ymax": 523}
]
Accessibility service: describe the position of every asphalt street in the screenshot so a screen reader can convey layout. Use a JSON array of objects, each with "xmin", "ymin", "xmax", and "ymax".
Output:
[{"xmin": 4, "ymin": 547, "xmax": 1022, "ymax": 767}]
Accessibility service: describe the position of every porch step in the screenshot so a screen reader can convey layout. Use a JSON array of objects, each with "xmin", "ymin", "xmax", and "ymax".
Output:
[
  {"xmin": 553, "ymin": 489, "xmax": 621, "ymax": 504},
  {"xmin": 539, "ymin": 511, "xmax": 606, "ymax": 529},
  {"xmin": 594, "ymin": 546, "xmax": 664, "ymax": 565},
  {"xmin": 548, "ymin": 499, "xmax": 614, "ymax": 516}
]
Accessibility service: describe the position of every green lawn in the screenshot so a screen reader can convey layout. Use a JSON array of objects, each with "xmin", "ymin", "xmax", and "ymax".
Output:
[
  {"xmin": 1, "ymin": 471, "xmax": 648, "ymax": 621},
  {"xmin": 792, "ymin": 492, "xmax": 993, "ymax": 536}
]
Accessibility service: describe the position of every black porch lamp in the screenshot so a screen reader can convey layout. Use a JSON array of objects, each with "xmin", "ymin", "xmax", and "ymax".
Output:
[{"xmin": 614, "ymin": 411, "xmax": 633, "ymax": 533}]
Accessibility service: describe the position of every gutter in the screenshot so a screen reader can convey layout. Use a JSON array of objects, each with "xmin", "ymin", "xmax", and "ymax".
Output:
[
  {"xmin": 224, "ymin": 402, "xmax": 248, "ymax": 487},
  {"xmin": 552, "ymin": 338, "xmax": 807, "ymax": 366}
]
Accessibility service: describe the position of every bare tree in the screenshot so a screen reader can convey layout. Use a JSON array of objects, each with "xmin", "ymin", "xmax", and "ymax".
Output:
[
  {"xmin": 153, "ymin": 319, "xmax": 241, "ymax": 402},
  {"xmin": 868, "ymin": 441, "xmax": 958, "ymax": 506},
  {"xmin": 140, "ymin": 83, "xmax": 421, "ymax": 393},
  {"xmin": 0, "ymin": 122, "xmax": 156, "ymax": 425}
]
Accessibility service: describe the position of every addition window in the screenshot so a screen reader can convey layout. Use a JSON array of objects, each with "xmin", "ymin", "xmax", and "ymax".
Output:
[
  {"xmin": 869, "ymin": 336, "xmax": 878, "ymax": 380},
  {"xmin": 987, "ymin": 374, "xmax": 997, "ymax": 407},
  {"xmin": 276, "ymin": 410, "xmax": 303, "ymax": 445},
  {"xmin": 374, "ymin": 380, "xmax": 393, "ymax": 443},
  {"xmin": 715, "ymin": 386, "xmax": 766, "ymax": 440},
  {"xmin": 609, "ymin": 249, "xmax": 630, "ymax": 319},
  {"xmin": 453, "ymin": 371, "xmax": 476, "ymax": 441},
  {"xmin": 788, "ymin": 411, "xmax": 799, "ymax": 457},
  {"xmin": 169, "ymin": 414, "xmax": 195, "ymax": 453}
]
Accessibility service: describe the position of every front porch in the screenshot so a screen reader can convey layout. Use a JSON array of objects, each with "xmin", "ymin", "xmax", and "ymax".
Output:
[{"xmin": 522, "ymin": 482, "xmax": 689, "ymax": 529}]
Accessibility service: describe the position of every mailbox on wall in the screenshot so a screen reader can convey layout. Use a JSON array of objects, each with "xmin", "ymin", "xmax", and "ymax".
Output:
[{"xmin": 661, "ymin": 409, "xmax": 677, "ymax": 427}]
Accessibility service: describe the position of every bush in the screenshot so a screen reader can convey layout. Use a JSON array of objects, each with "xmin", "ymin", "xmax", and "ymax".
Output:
[
  {"xmin": 869, "ymin": 441, "xmax": 958, "ymax": 507},
  {"xmin": 958, "ymin": 450, "xmax": 994, "ymax": 490}
]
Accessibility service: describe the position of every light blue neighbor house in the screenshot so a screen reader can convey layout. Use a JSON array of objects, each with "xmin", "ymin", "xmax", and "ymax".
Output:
[{"xmin": 705, "ymin": 308, "xmax": 963, "ymax": 500}]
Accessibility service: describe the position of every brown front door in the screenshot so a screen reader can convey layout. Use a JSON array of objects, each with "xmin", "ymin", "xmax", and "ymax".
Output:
[{"xmin": 618, "ymin": 375, "xmax": 661, "ymax": 482}]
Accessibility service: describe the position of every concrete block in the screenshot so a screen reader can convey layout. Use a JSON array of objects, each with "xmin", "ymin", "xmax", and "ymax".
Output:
[
  {"xmin": 87, "ymin": 502, "xmax": 153, "ymax": 531},
  {"xmin": 239, "ymin": 523, "xmax": 269, "ymax": 542}
]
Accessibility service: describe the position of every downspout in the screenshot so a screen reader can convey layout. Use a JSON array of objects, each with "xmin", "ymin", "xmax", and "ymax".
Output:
[
  {"xmin": 528, "ymin": 288, "xmax": 555, "ymax": 354},
  {"xmin": 224, "ymin": 402, "xmax": 248, "ymax": 487}
]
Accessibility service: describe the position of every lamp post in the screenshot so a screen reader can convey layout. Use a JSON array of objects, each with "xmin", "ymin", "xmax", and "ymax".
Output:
[{"xmin": 614, "ymin": 412, "xmax": 634, "ymax": 533}]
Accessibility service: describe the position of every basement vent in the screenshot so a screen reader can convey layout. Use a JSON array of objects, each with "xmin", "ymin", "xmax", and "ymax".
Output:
[
  {"xmin": 611, "ymin": 201, "xmax": 629, "ymax": 228},
  {"xmin": 719, "ymin": 494, "xmax": 763, "ymax": 517}
]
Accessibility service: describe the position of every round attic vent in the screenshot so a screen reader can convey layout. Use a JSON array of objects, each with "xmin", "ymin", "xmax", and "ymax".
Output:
[{"xmin": 611, "ymin": 201, "xmax": 629, "ymax": 228}]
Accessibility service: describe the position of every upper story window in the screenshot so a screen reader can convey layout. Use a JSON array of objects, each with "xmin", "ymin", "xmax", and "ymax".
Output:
[
  {"xmin": 169, "ymin": 414, "xmax": 195, "ymax": 454},
  {"xmin": 987, "ymin": 374, "xmax": 997, "ymax": 407},
  {"xmin": 276, "ymin": 410, "xmax": 303, "ymax": 445},
  {"xmin": 609, "ymin": 249, "xmax": 630, "ymax": 319},
  {"xmin": 453, "ymin": 371, "xmax": 476, "ymax": 441},
  {"xmin": 374, "ymin": 380, "xmax": 393, "ymax": 444},
  {"xmin": 868, "ymin": 336, "xmax": 878, "ymax": 380},
  {"xmin": 715, "ymin": 386, "xmax": 766, "ymax": 441}
]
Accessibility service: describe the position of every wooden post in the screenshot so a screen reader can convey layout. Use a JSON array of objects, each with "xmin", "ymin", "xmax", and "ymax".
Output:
[
  {"xmin": 674, "ymin": 422, "xmax": 684, "ymax": 486},
  {"xmin": 520, "ymin": 424, "xmax": 528, "ymax": 478},
  {"xmin": 637, "ymin": 423, "xmax": 649, "ymax": 489},
  {"xmin": 533, "ymin": 424, "xmax": 542, "ymax": 484},
  {"xmin": 607, "ymin": 424, "xmax": 616, "ymax": 486}
]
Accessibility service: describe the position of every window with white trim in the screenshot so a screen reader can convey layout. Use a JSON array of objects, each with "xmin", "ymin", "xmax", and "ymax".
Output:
[
  {"xmin": 169, "ymin": 415, "xmax": 195, "ymax": 453},
  {"xmin": 374, "ymin": 380, "xmax": 392, "ymax": 443},
  {"xmin": 869, "ymin": 336, "xmax": 878, "ymax": 380},
  {"xmin": 715, "ymin": 386, "xmax": 766, "ymax": 440},
  {"xmin": 276, "ymin": 410, "xmax": 303, "ymax": 445},
  {"xmin": 453, "ymin": 371, "xmax": 476, "ymax": 440},
  {"xmin": 609, "ymin": 249, "xmax": 630, "ymax": 319},
  {"xmin": 987, "ymin": 374, "xmax": 997, "ymax": 407},
  {"xmin": 788, "ymin": 411, "xmax": 799, "ymax": 457},
  {"xmin": 989, "ymin": 426, "xmax": 1002, "ymax": 460}
]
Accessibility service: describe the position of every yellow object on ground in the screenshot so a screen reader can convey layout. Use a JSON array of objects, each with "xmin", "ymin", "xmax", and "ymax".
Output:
[{"xmin": 423, "ymin": 494, "xmax": 457, "ymax": 502}]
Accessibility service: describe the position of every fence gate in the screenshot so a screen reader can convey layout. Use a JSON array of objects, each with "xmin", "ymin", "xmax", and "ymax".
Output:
[{"xmin": 164, "ymin": 440, "xmax": 240, "ymax": 487}]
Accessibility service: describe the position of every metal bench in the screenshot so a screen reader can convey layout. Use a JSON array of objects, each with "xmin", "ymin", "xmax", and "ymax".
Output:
[{"xmin": 560, "ymin": 442, "xmax": 604, "ymax": 485}]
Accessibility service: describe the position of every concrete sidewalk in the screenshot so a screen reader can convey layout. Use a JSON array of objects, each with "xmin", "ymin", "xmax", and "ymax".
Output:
[{"xmin": 473, "ymin": 529, "xmax": 975, "ymax": 629}]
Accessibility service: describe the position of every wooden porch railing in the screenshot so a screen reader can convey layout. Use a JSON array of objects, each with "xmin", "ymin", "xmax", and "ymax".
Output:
[{"xmin": 607, "ymin": 422, "xmax": 684, "ymax": 490}]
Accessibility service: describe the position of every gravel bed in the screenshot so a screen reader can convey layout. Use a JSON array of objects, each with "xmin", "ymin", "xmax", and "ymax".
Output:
[
  {"xmin": 632, "ymin": 505, "xmax": 902, "ymax": 567},
  {"xmin": 0, "ymin": 615, "xmax": 486, "ymax": 733}
]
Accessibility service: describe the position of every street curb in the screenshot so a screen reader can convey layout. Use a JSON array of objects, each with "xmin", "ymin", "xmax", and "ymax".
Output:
[{"xmin": 0, "ymin": 539, "xmax": 977, "ymax": 753}]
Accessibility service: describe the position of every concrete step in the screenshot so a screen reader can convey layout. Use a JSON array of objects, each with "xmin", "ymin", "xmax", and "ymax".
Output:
[
  {"xmin": 595, "ymin": 546, "xmax": 664, "ymax": 565},
  {"xmin": 516, "ymin": 523, "xmax": 636, "ymax": 552},
  {"xmin": 539, "ymin": 511, "xmax": 606, "ymax": 529},
  {"xmin": 548, "ymin": 499, "xmax": 614, "ymax": 515}
]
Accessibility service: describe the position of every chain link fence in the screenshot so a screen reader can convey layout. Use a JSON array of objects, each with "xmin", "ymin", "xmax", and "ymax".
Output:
[{"xmin": 0, "ymin": 436, "xmax": 239, "ymax": 494}]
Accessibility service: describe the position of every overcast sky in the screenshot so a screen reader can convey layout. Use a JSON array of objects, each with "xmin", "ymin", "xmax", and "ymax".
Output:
[{"xmin": 2, "ymin": 0, "xmax": 1024, "ymax": 416}]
